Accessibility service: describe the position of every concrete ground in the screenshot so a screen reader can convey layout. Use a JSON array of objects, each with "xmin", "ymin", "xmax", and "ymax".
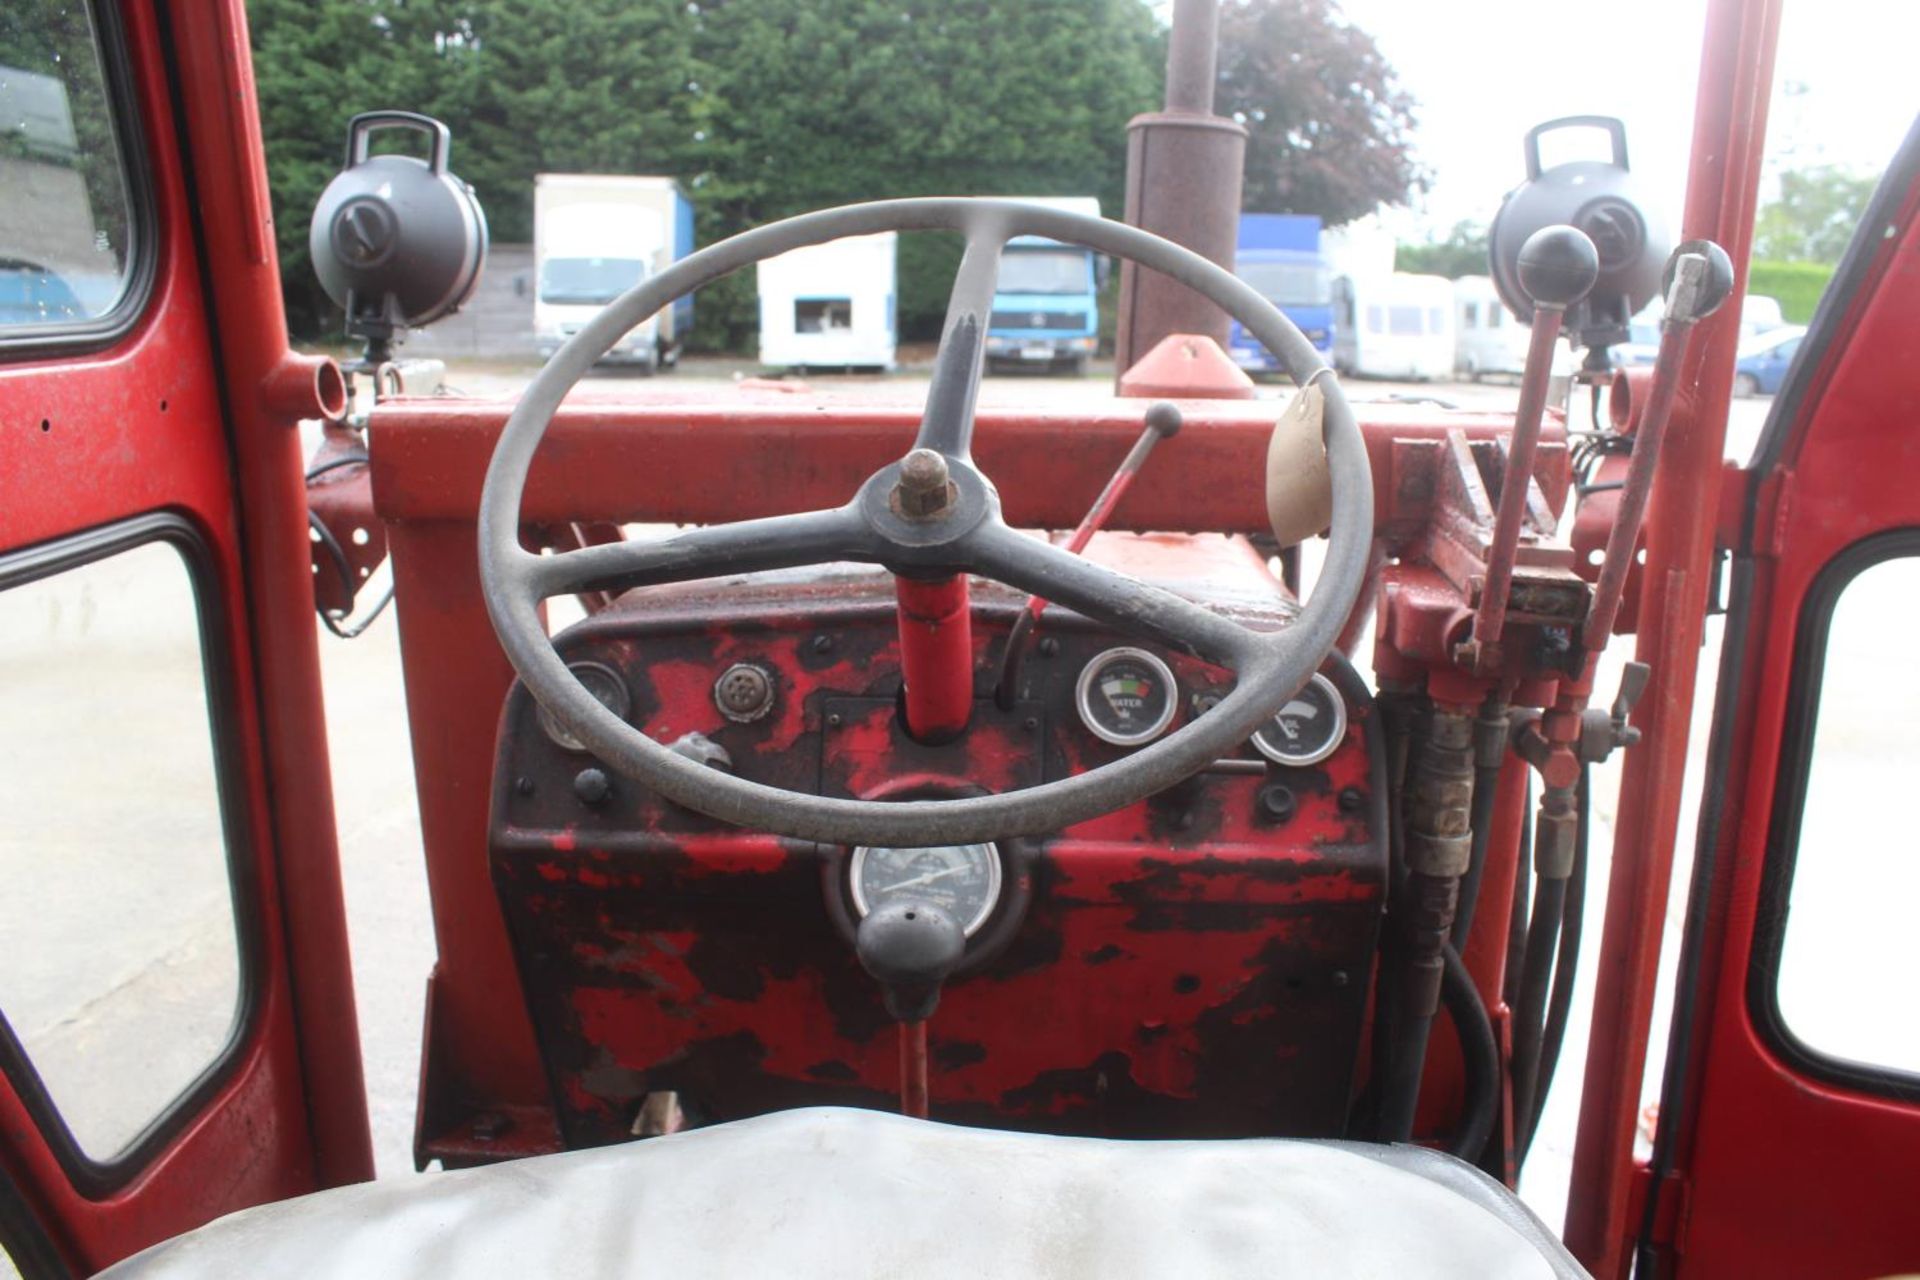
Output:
[{"xmin": 6, "ymin": 358, "xmax": 1825, "ymax": 1268}]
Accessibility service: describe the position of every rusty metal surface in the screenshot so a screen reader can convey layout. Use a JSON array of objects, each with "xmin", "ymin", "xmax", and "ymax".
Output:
[
  {"xmin": 482, "ymin": 572, "xmax": 1388, "ymax": 1147},
  {"xmin": 1114, "ymin": 0, "xmax": 1246, "ymax": 371},
  {"xmin": 369, "ymin": 392, "xmax": 1540, "ymax": 535}
]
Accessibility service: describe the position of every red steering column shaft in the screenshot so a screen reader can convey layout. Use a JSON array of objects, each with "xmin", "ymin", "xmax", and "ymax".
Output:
[{"xmin": 896, "ymin": 574, "xmax": 974, "ymax": 740}]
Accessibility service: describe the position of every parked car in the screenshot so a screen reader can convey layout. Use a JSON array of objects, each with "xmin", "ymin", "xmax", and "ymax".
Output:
[{"xmin": 1732, "ymin": 324, "xmax": 1807, "ymax": 396}]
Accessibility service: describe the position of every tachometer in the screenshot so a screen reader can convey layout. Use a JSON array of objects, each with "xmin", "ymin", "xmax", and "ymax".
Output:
[
  {"xmin": 1075, "ymin": 646, "xmax": 1178, "ymax": 747},
  {"xmin": 1250, "ymin": 672, "xmax": 1347, "ymax": 767},
  {"xmin": 850, "ymin": 843, "xmax": 1002, "ymax": 937},
  {"xmin": 537, "ymin": 661, "xmax": 631, "ymax": 752}
]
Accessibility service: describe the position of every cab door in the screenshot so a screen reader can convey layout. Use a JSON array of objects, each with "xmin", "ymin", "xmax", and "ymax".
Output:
[
  {"xmin": 0, "ymin": 1, "xmax": 369, "ymax": 1274},
  {"xmin": 1636, "ymin": 120, "xmax": 1920, "ymax": 1277}
]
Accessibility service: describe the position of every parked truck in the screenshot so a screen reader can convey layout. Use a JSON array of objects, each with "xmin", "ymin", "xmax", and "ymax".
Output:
[
  {"xmin": 756, "ymin": 232, "xmax": 897, "ymax": 372},
  {"xmin": 984, "ymin": 195, "xmax": 1103, "ymax": 375},
  {"xmin": 533, "ymin": 174, "xmax": 694, "ymax": 371},
  {"xmin": 1227, "ymin": 213, "xmax": 1334, "ymax": 373}
]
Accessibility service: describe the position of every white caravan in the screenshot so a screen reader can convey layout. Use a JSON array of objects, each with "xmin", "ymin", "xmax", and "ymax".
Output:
[
  {"xmin": 756, "ymin": 232, "xmax": 897, "ymax": 371},
  {"xmin": 1453, "ymin": 275, "xmax": 1531, "ymax": 379},
  {"xmin": 1332, "ymin": 273, "xmax": 1455, "ymax": 380}
]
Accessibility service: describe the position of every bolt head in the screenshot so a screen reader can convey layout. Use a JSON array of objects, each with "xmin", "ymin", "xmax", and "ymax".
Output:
[{"xmin": 892, "ymin": 448, "xmax": 956, "ymax": 519}]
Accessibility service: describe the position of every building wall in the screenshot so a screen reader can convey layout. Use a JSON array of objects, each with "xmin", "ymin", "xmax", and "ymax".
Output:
[{"xmin": 402, "ymin": 242, "xmax": 535, "ymax": 361}]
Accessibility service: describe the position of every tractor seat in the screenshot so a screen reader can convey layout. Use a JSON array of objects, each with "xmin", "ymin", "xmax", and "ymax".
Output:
[{"xmin": 104, "ymin": 1107, "xmax": 1587, "ymax": 1278}]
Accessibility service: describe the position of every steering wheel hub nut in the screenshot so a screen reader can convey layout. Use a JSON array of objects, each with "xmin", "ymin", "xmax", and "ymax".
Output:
[{"xmin": 891, "ymin": 448, "xmax": 957, "ymax": 520}]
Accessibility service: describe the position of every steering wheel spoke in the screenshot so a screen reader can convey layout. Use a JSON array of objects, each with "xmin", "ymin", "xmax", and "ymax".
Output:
[
  {"xmin": 967, "ymin": 522, "xmax": 1260, "ymax": 670},
  {"xmin": 525, "ymin": 506, "xmax": 872, "ymax": 601},
  {"xmin": 913, "ymin": 225, "xmax": 1009, "ymax": 460}
]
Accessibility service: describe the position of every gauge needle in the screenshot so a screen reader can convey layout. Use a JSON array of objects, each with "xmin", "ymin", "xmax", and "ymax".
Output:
[{"xmin": 880, "ymin": 865, "xmax": 968, "ymax": 893}]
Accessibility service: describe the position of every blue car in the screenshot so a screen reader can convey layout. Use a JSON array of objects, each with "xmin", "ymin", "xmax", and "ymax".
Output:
[{"xmin": 1732, "ymin": 326, "xmax": 1806, "ymax": 397}]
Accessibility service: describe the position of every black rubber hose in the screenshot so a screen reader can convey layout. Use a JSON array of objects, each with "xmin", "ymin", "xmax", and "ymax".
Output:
[
  {"xmin": 1502, "ymin": 776, "xmax": 1535, "ymax": 1010},
  {"xmin": 1510, "ymin": 870, "xmax": 1568, "ymax": 1158},
  {"xmin": 305, "ymin": 451, "xmax": 370, "ymax": 481},
  {"xmin": 1442, "ymin": 942, "xmax": 1498, "ymax": 1160},
  {"xmin": 1526, "ymin": 763, "xmax": 1591, "ymax": 1149},
  {"xmin": 1450, "ymin": 760, "xmax": 1502, "ymax": 949}
]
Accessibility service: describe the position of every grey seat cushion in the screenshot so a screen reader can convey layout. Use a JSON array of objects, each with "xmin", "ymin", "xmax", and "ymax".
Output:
[{"xmin": 104, "ymin": 1107, "xmax": 1587, "ymax": 1278}]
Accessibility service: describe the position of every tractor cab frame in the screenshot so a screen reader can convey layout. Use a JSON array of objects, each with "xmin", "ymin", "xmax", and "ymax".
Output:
[{"xmin": 1, "ymin": 0, "xmax": 1917, "ymax": 1276}]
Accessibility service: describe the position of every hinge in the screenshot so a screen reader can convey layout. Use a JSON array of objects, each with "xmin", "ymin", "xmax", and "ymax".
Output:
[
  {"xmin": 1631, "ymin": 1163, "xmax": 1692, "ymax": 1259},
  {"xmin": 1759, "ymin": 467, "xmax": 1795, "ymax": 559},
  {"xmin": 1719, "ymin": 463, "xmax": 1796, "ymax": 559}
]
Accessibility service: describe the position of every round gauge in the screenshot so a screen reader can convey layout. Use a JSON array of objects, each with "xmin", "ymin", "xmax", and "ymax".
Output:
[
  {"xmin": 1075, "ymin": 646, "xmax": 1179, "ymax": 747},
  {"xmin": 1250, "ymin": 672, "xmax": 1348, "ymax": 767},
  {"xmin": 850, "ymin": 843, "xmax": 1002, "ymax": 937},
  {"xmin": 537, "ymin": 661, "xmax": 631, "ymax": 752}
]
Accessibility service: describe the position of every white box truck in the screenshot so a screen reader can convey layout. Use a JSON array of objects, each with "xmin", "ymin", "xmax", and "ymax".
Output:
[
  {"xmin": 756, "ymin": 232, "xmax": 897, "ymax": 371},
  {"xmin": 533, "ymin": 174, "xmax": 694, "ymax": 371}
]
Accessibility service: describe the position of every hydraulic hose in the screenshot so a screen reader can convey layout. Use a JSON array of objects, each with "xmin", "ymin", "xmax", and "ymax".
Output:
[
  {"xmin": 1377, "ymin": 705, "xmax": 1475, "ymax": 1143},
  {"xmin": 1507, "ymin": 874, "xmax": 1566, "ymax": 1149},
  {"xmin": 1450, "ymin": 760, "xmax": 1501, "ymax": 948},
  {"xmin": 1526, "ymin": 762, "xmax": 1592, "ymax": 1151},
  {"xmin": 1510, "ymin": 770, "xmax": 1582, "ymax": 1159},
  {"xmin": 1451, "ymin": 702, "xmax": 1511, "ymax": 950},
  {"xmin": 1502, "ymin": 776, "xmax": 1534, "ymax": 1010},
  {"xmin": 1442, "ymin": 942, "xmax": 1498, "ymax": 1160}
]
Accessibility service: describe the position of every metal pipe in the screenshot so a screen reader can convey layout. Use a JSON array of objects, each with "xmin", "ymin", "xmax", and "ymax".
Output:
[
  {"xmin": 1580, "ymin": 309, "xmax": 1688, "ymax": 651},
  {"xmin": 1164, "ymin": 0, "xmax": 1222, "ymax": 113},
  {"xmin": 1113, "ymin": 0, "xmax": 1245, "ymax": 374},
  {"xmin": 899, "ymin": 1021, "xmax": 930, "ymax": 1118},
  {"xmin": 896, "ymin": 575, "xmax": 975, "ymax": 741}
]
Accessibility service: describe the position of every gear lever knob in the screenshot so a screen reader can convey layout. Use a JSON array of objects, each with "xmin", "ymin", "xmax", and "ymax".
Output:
[
  {"xmin": 856, "ymin": 900, "xmax": 966, "ymax": 1023},
  {"xmin": 1516, "ymin": 225, "xmax": 1601, "ymax": 311}
]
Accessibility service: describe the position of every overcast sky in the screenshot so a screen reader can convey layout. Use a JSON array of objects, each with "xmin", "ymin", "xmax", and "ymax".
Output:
[{"xmin": 1251, "ymin": 0, "xmax": 1920, "ymax": 239}]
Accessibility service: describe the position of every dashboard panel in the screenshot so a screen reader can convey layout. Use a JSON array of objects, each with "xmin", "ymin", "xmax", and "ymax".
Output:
[{"xmin": 489, "ymin": 541, "xmax": 1388, "ymax": 1144}]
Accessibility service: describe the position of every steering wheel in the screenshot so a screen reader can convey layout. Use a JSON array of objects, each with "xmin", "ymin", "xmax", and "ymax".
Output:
[{"xmin": 479, "ymin": 199, "xmax": 1372, "ymax": 848}]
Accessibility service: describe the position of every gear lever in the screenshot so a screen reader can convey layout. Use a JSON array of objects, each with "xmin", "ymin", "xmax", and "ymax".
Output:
[{"xmin": 855, "ymin": 900, "xmax": 966, "ymax": 1118}]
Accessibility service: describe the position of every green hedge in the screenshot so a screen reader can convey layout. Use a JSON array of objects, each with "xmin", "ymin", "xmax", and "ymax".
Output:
[{"xmin": 1747, "ymin": 259, "xmax": 1835, "ymax": 325}]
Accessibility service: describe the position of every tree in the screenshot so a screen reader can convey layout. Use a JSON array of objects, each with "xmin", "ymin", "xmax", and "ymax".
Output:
[
  {"xmin": 251, "ymin": 0, "xmax": 1163, "ymax": 346},
  {"xmin": 1395, "ymin": 221, "xmax": 1487, "ymax": 279},
  {"xmin": 1215, "ymin": 0, "xmax": 1424, "ymax": 225},
  {"xmin": 688, "ymin": 0, "xmax": 1162, "ymax": 343},
  {"xmin": 1752, "ymin": 165, "xmax": 1880, "ymax": 265},
  {"xmin": 250, "ymin": 0, "xmax": 707, "ymax": 338}
]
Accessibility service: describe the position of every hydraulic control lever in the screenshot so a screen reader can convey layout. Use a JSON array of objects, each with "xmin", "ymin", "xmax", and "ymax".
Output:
[
  {"xmin": 1581, "ymin": 241, "xmax": 1734, "ymax": 653},
  {"xmin": 992, "ymin": 402, "xmax": 1182, "ymax": 708},
  {"xmin": 1465, "ymin": 225, "xmax": 1599, "ymax": 671},
  {"xmin": 855, "ymin": 900, "xmax": 966, "ymax": 1118}
]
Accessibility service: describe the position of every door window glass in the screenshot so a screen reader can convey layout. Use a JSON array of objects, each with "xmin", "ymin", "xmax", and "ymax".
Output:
[
  {"xmin": 0, "ymin": 536, "xmax": 244, "ymax": 1162},
  {"xmin": 1774, "ymin": 554, "xmax": 1920, "ymax": 1075},
  {"xmin": 0, "ymin": 2, "xmax": 139, "ymax": 332}
]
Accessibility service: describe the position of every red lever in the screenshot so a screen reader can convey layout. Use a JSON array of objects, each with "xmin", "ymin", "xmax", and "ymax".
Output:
[{"xmin": 992, "ymin": 403, "xmax": 1182, "ymax": 706}]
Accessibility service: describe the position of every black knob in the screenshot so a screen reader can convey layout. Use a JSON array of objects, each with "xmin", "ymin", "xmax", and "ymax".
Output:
[
  {"xmin": 1257, "ymin": 783, "xmax": 1297, "ymax": 825},
  {"xmin": 1516, "ymin": 225, "xmax": 1600, "ymax": 310},
  {"xmin": 573, "ymin": 767, "xmax": 611, "ymax": 806},
  {"xmin": 1661, "ymin": 239, "xmax": 1735, "ymax": 324},
  {"xmin": 1145, "ymin": 401, "xmax": 1184, "ymax": 439},
  {"xmin": 855, "ymin": 900, "xmax": 966, "ymax": 1023}
]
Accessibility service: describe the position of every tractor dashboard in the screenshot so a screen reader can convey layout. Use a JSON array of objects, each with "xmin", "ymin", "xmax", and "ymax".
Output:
[{"xmin": 487, "ymin": 533, "xmax": 1388, "ymax": 1144}]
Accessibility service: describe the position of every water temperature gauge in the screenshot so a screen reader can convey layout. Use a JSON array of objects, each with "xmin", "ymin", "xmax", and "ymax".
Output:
[
  {"xmin": 1250, "ymin": 672, "xmax": 1347, "ymax": 767},
  {"xmin": 1075, "ymin": 647, "xmax": 1179, "ymax": 747}
]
